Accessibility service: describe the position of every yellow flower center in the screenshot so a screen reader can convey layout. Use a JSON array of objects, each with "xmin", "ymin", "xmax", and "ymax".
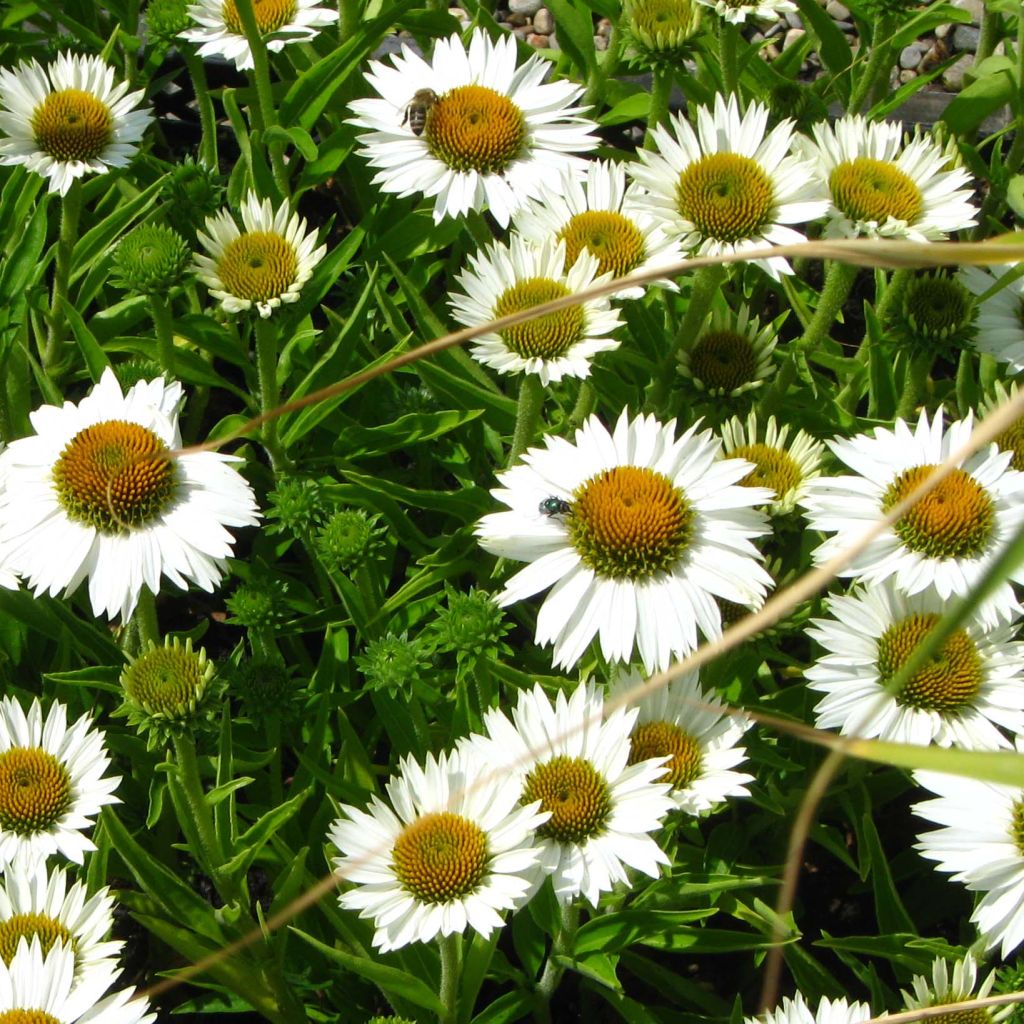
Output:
[
  {"xmin": 927, "ymin": 1011, "xmax": 992, "ymax": 1024},
  {"xmin": 829, "ymin": 157, "xmax": 924, "ymax": 226},
  {"xmin": 877, "ymin": 613, "xmax": 983, "ymax": 712},
  {"xmin": 391, "ymin": 812, "xmax": 489, "ymax": 904},
  {"xmin": 494, "ymin": 277, "xmax": 585, "ymax": 360},
  {"xmin": 995, "ymin": 415, "xmax": 1024, "ymax": 472},
  {"xmin": 676, "ymin": 153, "xmax": 775, "ymax": 242},
  {"xmin": 424, "ymin": 85, "xmax": 527, "ymax": 175},
  {"xmin": 221, "ymin": 0, "xmax": 297, "ymax": 34},
  {"xmin": 522, "ymin": 756, "xmax": 612, "ymax": 844},
  {"xmin": 558, "ymin": 211, "xmax": 647, "ymax": 279},
  {"xmin": 882, "ymin": 465, "xmax": 994, "ymax": 560},
  {"xmin": 216, "ymin": 231, "xmax": 298, "ymax": 304},
  {"xmin": 122, "ymin": 644, "xmax": 208, "ymax": 719},
  {"xmin": 0, "ymin": 748, "xmax": 72, "ymax": 836},
  {"xmin": 1012, "ymin": 799, "xmax": 1024, "ymax": 856},
  {"xmin": 568, "ymin": 466, "xmax": 694, "ymax": 580},
  {"xmin": 52, "ymin": 420, "xmax": 176, "ymax": 534},
  {"xmin": 728, "ymin": 443, "xmax": 800, "ymax": 499},
  {"xmin": 629, "ymin": 0, "xmax": 702, "ymax": 50},
  {"xmin": 31, "ymin": 89, "xmax": 113, "ymax": 163},
  {"xmin": 0, "ymin": 1012, "xmax": 62, "ymax": 1024},
  {"xmin": 689, "ymin": 329, "xmax": 759, "ymax": 392},
  {"xmin": 629, "ymin": 721, "xmax": 702, "ymax": 789},
  {"xmin": 0, "ymin": 914, "xmax": 74, "ymax": 965}
]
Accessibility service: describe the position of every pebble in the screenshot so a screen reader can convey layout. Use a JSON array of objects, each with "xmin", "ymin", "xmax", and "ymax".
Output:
[
  {"xmin": 952, "ymin": 0, "xmax": 984, "ymax": 24},
  {"xmin": 942, "ymin": 52, "xmax": 974, "ymax": 89},
  {"xmin": 508, "ymin": 0, "xmax": 543, "ymax": 14},
  {"xmin": 506, "ymin": 11, "xmax": 529, "ymax": 26},
  {"xmin": 899, "ymin": 42, "xmax": 923, "ymax": 69},
  {"xmin": 594, "ymin": 32, "xmax": 608, "ymax": 50},
  {"xmin": 784, "ymin": 10, "xmax": 803, "ymax": 28},
  {"xmin": 953, "ymin": 24, "xmax": 980, "ymax": 51},
  {"xmin": 825, "ymin": 0, "xmax": 849, "ymax": 18},
  {"xmin": 919, "ymin": 42, "xmax": 946, "ymax": 70},
  {"xmin": 762, "ymin": 42, "xmax": 780, "ymax": 60},
  {"xmin": 783, "ymin": 26, "xmax": 805, "ymax": 49},
  {"xmin": 935, "ymin": 23, "xmax": 950, "ymax": 38},
  {"xmin": 526, "ymin": 31, "xmax": 549, "ymax": 47},
  {"xmin": 448, "ymin": 5, "xmax": 469, "ymax": 23},
  {"xmin": 899, "ymin": 68, "xmax": 917, "ymax": 83},
  {"xmin": 533, "ymin": 7, "xmax": 554, "ymax": 33},
  {"xmin": 833, "ymin": 20, "xmax": 853, "ymax": 31}
]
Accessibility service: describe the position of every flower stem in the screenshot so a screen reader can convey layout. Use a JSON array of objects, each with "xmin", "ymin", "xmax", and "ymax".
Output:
[
  {"xmin": 975, "ymin": 2, "xmax": 1002, "ymax": 64},
  {"xmin": 534, "ymin": 901, "xmax": 579, "ymax": 1023},
  {"xmin": 569, "ymin": 378, "xmax": 597, "ymax": 429},
  {"xmin": 848, "ymin": 13, "xmax": 896, "ymax": 113},
  {"xmin": 44, "ymin": 179, "xmax": 83, "ymax": 371},
  {"xmin": 149, "ymin": 293, "xmax": 177, "ymax": 378},
  {"xmin": 254, "ymin": 317, "xmax": 282, "ymax": 467},
  {"xmin": 338, "ymin": 0, "xmax": 361, "ymax": 37},
  {"xmin": 873, "ymin": 268, "xmax": 910, "ymax": 329},
  {"xmin": 720, "ymin": 20, "xmax": 740, "ymax": 96},
  {"xmin": 172, "ymin": 732, "xmax": 226, "ymax": 873},
  {"xmin": 183, "ymin": 50, "xmax": 218, "ymax": 170},
  {"xmin": 644, "ymin": 67, "xmax": 673, "ymax": 149},
  {"xmin": 233, "ymin": 0, "xmax": 290, "ymax": 198},
  {"xmin": 132, "ymin": 588, "xmax": 161, "ymax": 651},
  {"xmin": 648, "ymin": 264, "xmax": 725, "ymax": 414},
  {"xmin": 508, "ymin": 374, "xmax": 545, "ymax": 466},
  {"xmin": 894, "ymin": 350, "xmax": 935, "ymax": 421},
  {"xmin": 438, "ymin": 933, "xmax": 462, "ymax": 1024}
]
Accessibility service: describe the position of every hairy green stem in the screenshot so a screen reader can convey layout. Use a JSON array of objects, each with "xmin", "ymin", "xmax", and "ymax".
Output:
[
  {"xmin": 975, "ymin": 3, "xmax": 1002, "ymax": 64},
  {"xmin": 149, "ymin": 293, "xmax": 177, "ymax": 378},
  {"xmin": 569, "ymin": 378, "xmax": 597, "ymax": 429},
  {"xmin": 172, "ymin": 733, "xmax": 226, "ymax": 874},
  {"xmin": 508, "ymin": 374, "xmax": 545, "ymax": 466},
  {"xmin": 44, "ymin": 180, "xmax": 83, "ymax": 371},
  {"xmin": 648, "ymin": 264, "xmax": 725, "ymax": 413},
  {"xmin": 183, "ymin": 50, "xmax": 218, "ymax": 170},
  {"xmin": 894, "ymin": 350, "xmax": 935, "ymax": 420},
  {"xmin": 254, "ymin": 317, "xmax": 282, "ymax": 466},
  {"xmin": 873, "ymin": 267, "xmax": 910, "ymax": 328},
  {"xmin": 338, "ymin": 0, "xmax": 362, "ymax": 39},
  {"xmin": 233, "ymin": 0, "xmax": 290, "ymax": 197},
  {"xmin": 534, "ymin": 902, "xmax": 579, "ymax": 1023},
  {"xmin": 644, "ymin": 67, "xmax": 673, "ymax": 149},
  {"xmin": 848, "ymin": 13, "xmax": 896, "ymax": 113},
  {"xmin": 132, "ymin": 588, "xmax": 161, "ymax": 651},
  {"xmin": 720, "ymin": 20, "xmax": 739, "ymax": 95},
  {"xmin": 438, "ymin": 933, "xmax": 462, "ymax": 1024}
]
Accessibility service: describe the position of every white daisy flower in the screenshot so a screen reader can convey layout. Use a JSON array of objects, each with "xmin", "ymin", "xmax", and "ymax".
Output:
[
  {"xmin": 0, "ymin": 939, "xmax": 153, "ymax": 1024},
  {"xmin": 449, "ymin": 234, "xmax": 622, "ymax": 384},
  {"xmin": 914, "ymin": 750, "xmax": 1024, "ymax": 957},
  {"xmin": 511, "ymin": 160, "xmax": 683, "ymax": 299},
  {"xmin": 720, "ymin": 411, "xmax": 824, "ymax": 514},
  {"xmin": 749, "ymin": 992, "xmax": 872, "ymax": 1024},
  {"xmin": 629, "ymin": 93, "xmax": 829, "ymax": 279},
  {"xmin": 329, "ymin": 747, "xmax": 548, "ymax": 953},
  {"xmin": 624, "ymin": 0, "xmax": 703, "ymax": 60},
  {"xmin": 798, "ymin": 116, "xmax": 977, "ymax": 240},
  {"xmin": 0, "ymin": 368, "xmax": 260, "ymax": 621},
  {"xmin": 347, "ymin": 30, "xmax": 599, "ymax": 227},
  {"xmin": 465, "ymin": 682, "xmax": 675, "ymax": 906},
  {"xmin": 180, "ymin": 0, "xmax": 338, "ymax": 71},
  {"xmin": 0, "ymin": 54, "xmax": 149, "ymax": 196},
  {"xmin": 800, "ymin": 409, "xmax": 1024, "ymax": 626},
  {"xmin": 959, "ymin": 265, "xmax": 1024, "ymax": 373},
  {"xmin": 902, "ymin": 954, "xmax": 1009, "ymax": 1024},
  {"xmin": 609, "ymin": 669, "xmax": 754, "ymax": 815},
  {"xmin": 980, "ymin": 380, "xmax": 1024, "ymax": 473},
  {"xmin": 806, "ymin": 580, "xmax": 1024, "ymax": 749},
  {"xmin": 0, "ymin": 697, "xmax": 119, "ymax": 869},
  {"xmin": 476, "ymin": 410, "xmax": 773, "ymax": 672},
  {"xmin": 678, "ymin": 305, "xmax": 779, "ymax": 397},
  {"xmin": 194, "ymin": 192, "xmax": 326, "ymax": 318},
  {"xmin": 0, "ymin": 856, "xmax": 122, "ymax": 976},
  {"xmin": 695, "ymin": 0, "xmax": 797, "ymax": 23}
]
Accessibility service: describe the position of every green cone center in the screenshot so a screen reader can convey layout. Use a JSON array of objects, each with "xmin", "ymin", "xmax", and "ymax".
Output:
[
  {"xmin": 0, "ymin": 748, "xmax": 72, "ymax": 835},
  {"xmin": 882, "ymin": 465, "xmax": 994, "ymax": 559},
  {"xmin": 391, "ymin": 811, "xmax": 488, "ymax": 904},
  {"xmin": 424, "ymin": 85, "xmax": 527, "ymax": 175},
  {"xmin": 122, "ymin": 645, "xmax": 208, "ymax": 718},
  {"xmin": 568, "ymin": 465, "xmax": 694, "ymax": 580},
  {"xmin": 689, "ymin": 329, "xmax": 758, "ymax": 392},
  {"xmin": 676, "ymin": 153, "xmax": 775, "ymax": 242},
  {"xmin": 523, "ymin": 755, "xmax": 612, "ymax": 844},
  {"xmin": 31, "ymin": 88, "xmax": 112, "ymax": 162},
  {"xmin": 877, "ymin": 612, "xmax": 983, "ymax": 712},
  {"xmin": 494, "ymin": 277, "xmax": 585, "ymax": 360},
  {"xmin": 903, "ymin": 276, "xmax": 972, "ymax": 340}
]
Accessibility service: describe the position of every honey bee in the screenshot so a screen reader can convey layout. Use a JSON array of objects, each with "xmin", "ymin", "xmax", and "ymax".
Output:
[{"xmin": 402, "ymin": 88, "xmax": 438, "ymax": 136}]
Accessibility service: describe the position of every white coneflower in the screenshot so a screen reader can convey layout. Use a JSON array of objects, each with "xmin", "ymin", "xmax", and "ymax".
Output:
[
  {"xmin": 678, "ymin": 305, "xmax": 779, "ymax": 396},
  {"xmin": 194, "ymin": 192, "xmax": 326, "ymax": 318},
  {"xmin": 959, "ymin": 265, "xmax": 1024, "ymax": 373},
  {"xmin": 348, "ymin": 30, "xmax": 599, "ymax": 227},
  {"xmin": 0, "ymin": 54, "xmax": 149, "ymax": 195},
  {"xmin": 477, "ymin": 410, "xmax": 772, "ymax": 671},
  {"xmin": 0, "ymin": 369, "xmax": 259, "ymax": 621}
]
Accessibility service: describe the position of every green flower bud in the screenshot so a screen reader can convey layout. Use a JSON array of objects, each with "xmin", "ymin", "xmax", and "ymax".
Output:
[
  {"xmin": 163, "ymin": 159, "xmax": 225, "ymax": 242},
  {"xmin": 891, "ymin": 271, "xmax": 975, "ymax": 358},
  {"xmin": 230, "ymin": 659, "xmax": 298, "ymax": 718},
  {"xmin": 356, "ymin": 633, "xmax": 431, "ymax": 699},
  {"xmin": 113, "ymin": 358, "xmax": 166, "ymax": 392},
  {"xmin": 225, "ymin": 578, "xmax": 289, "ymax": 631},
  {"xmin": 265, "ymin": 477, "xmax": 328, "ymax": 536},
  {"xmin": 147, "ymin": 0, "xmax": 191, "ymax": 44},
  {"xmin": 112, "ymin": 224, "xmax": 191, "ymax": 295},
  {"xmin": 116, "ymin": 637, "xmax": 222, "ymax": 747},
  {"xmin": 624, "ymin": 0, "xmax": 703, "ymax": 67},
  {"xmin": 429, "ymin": 587, "xmax": 511, "ymax": 664},
  {"xmin": 315, "ymin": 509, "xmax": 384, "ymax": 574}
]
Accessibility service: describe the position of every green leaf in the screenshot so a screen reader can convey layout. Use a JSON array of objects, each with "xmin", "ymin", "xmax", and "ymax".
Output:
[
  {"xmin": 334, "ymin": 409, "xmax": 484, "ymax": 459},
  {"xmin": 941, "ymin": 55, "xmax": 1016, "ymax": 135},
  {"xmin": 557, "ymin": 951, "xmax": 621, "ymax": 991},
  {"xmin": 858, "ymin": 811, "xmax": 916, "ymax": 935},
  {"xmin": 795, "ymin": 0, "xmax": 852, "ymax": 102},
  {"xmin": 63, "ymin": 304, "xmax": 110, "ymax": 380},
  {"xmin": 0, "ymin": 197, "xmax": 49, "ymax": 303},
  {"xmin": 841, "ymin": 738, "xmax": 1024, "ymax": 785},
  {"xmin": 575, "ymin": 910, "xmax": 716, "ymax": 955},
  {"xmin": 544, "ymin": 0, "xmax": 597, "ymax": 77},
  {"xmin": 470, "ymin": 991, "xmax": 535, "ymax": 1024},
  {"xmin": 222, "ymin": 789, "xmax": 312, "ymax": 879},
  {"xmin": 1006, "ymin": 174, "xmax": 1024, "ymax": 221},
  {"xmin": 264, "ymin": 125, "xmax": 318, "ymax": 162},
  {"xmin": 289, "ymin": 928, "xmax": 446, "ymax": 1015}
]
